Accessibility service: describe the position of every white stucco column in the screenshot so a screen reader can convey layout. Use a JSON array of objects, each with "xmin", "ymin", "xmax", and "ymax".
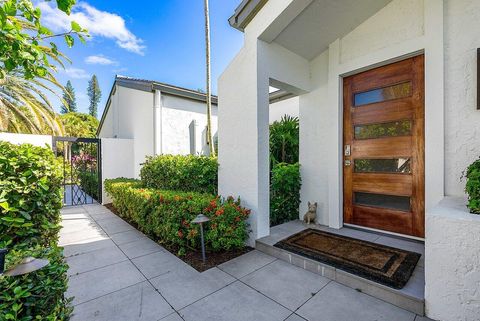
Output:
[
  {"xmin": 153, "ymin": 89, "xmax": 162, "ymax": 155},
  {"xmin": 218, "ymin": 41, "xmax": 270, "ymax": 245}
]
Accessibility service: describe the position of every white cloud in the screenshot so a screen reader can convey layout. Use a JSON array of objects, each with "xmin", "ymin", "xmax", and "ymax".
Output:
[
  {"xmin": 85, "ymin": 55, "xmax": 116, "ymax": 65},
  {"xmin": 61, "ymin": 67, "xmax": 90, "ymax": 79},
  {"xmin": 39, "ymin": 2, "xmax": 145, "ymax": 55}
]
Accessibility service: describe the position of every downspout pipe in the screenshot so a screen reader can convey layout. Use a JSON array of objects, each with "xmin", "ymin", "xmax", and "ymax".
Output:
[{"xmin": 153, "ymin": 89, "xmax": 162, "ymax": 155}]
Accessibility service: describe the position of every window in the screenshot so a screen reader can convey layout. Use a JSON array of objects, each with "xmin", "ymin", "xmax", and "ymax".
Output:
[
  {"xmin": 354, "ymin": 192, "xmax": 410, "ymax": 212},
  {"xmin": 354, "ymin": 158, "xmax": 411, "ymax": 173},
  {"xmin": 354, "ymin": 120, "xmax": 412, "ymax": 140},
  {"xmin": 354, "ymin": 82, "xmax": 412, "ymax": 106}
]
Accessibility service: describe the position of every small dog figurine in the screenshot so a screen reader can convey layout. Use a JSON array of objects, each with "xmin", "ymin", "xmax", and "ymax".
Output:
[{"xmin": 303, "ymin": 201, "xmax": 317, "ymax": 225}]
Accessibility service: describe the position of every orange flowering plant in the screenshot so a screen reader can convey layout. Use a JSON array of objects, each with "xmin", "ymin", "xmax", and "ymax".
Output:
[{"xmin": 105, "ymin": 179, "xmax": 250, "ymax": 254}]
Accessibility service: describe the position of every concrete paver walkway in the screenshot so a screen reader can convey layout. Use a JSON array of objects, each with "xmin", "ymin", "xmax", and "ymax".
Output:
[{"xmin": 60, "ymin": 204, "xmax": 431, "ymax": 321}]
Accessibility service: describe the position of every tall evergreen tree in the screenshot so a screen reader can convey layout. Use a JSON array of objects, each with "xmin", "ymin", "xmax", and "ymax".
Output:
[
  {"xmin": 87, "ymin": 75, "xmax": 101, "ymax": 118},
  {"xmin": 60, "ymin": 80, "xmax": 77, "ymax": 114}
]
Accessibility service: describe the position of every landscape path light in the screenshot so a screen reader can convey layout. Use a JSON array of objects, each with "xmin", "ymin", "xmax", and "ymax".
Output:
[
  {"xmin": 0, "ymin": 248, "xmax": 49, "ymax": 277},
  {"xmin": 191, "ymin": 214, "xmax": 210, "ymax": 263}
]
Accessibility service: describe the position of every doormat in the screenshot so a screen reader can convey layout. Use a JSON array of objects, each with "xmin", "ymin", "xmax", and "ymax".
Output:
[{"xmin": 274, "ymin": 229, "xmax": 421, "ymax": 289}]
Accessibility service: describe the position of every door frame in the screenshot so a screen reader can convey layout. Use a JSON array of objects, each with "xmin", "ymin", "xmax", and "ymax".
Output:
[
  {"xmin": 341, "ymin": 55, "xmax": 425, "ymax": 238},
  {"xmin": 325, "ymin": 16, "xmax": 444, "ymax": 237}
]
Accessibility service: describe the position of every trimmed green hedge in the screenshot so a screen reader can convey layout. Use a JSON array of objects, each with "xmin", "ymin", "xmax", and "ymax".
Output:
[
  {"xmin": 140, "ymin": 154, "xmax": 218, "ymax": 195},
  {"xmin": 465, "ymin": 158, "xmax": 480, "ymax": 214},
  {"xmin": 0, "ymin": 142, "xmax": 63, "ymax": 246},
  {"xmin": 0, "ymin": 142, "xmax": 71, "ymax": 320},
  {"xmin": 105, "ymin": 179, "xmax": 249, "ymax": 254},
  {"xmin": 270, "ymin": 163, "xmax": 301, "ymax": 226}
]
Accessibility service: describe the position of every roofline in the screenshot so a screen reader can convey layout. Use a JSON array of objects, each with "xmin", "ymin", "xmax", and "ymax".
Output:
[
  {"xmin": 96, "ymin": 76, "xmax": 218, "ymax": 136},
  {"xmin": 229, "ymin": 0, "xmax": 269, "ymax": 31}
]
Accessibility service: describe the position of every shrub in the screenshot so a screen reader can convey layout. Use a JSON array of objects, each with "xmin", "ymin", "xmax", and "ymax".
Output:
[
  {"xmin": 270, "ymin": 163, "xmax": 301, "ymax": 226},
  {"xmin": 78, "ymin": 171, "xmax": 99, "ymax": 201},
  {"xmin": 0, "ymin": 142, "xmax": 71, "ymax": 321},
  {"xmin": 0, "ymin": 246, "xmax": 72, "ymax": 321},
  {"xmin": 0, "ymin": 142, "xmax": 63, "ymax": 246},
  {"xmin": 104, "ymin": 179, "xmax": 250, "ymax": 254},
  {"xmin": 270, "ymin": 115, "xmax": 299, "ymax": 167},
  {"xmin": 140, "ymin": 154, "xmax": 218, "ymax": 195},
  {"xmin": 464, "ymin": 158, "xmax": 480, "ymax": 214}
]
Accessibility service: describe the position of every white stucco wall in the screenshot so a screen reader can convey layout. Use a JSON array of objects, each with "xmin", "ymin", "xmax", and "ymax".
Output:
[
  {"xmin": 101, "ymin": 138, "xmax": 135, "ymax": 204},
  {"xmin": 425, "ymin": 197, "xmax": 480, "ymax": 320},
  {"xmin": 0, "ymin": 132, "xmax": 52, "ymax": 148},
  {"xmin": 269, "ymin": 96, "xmax": 299, "ymax": 123},
  {"xmin": 98, "ymin": 85, "xmax": 220, "ymax": 177},
  {"xmin": 444, "ymin": 0, "xmax": 480, "ymax": 196},
  {"xmin": 296, "ymin": 0, "xmax": 446, "ymax": 227},
  {"xmin": 299, "ymin": 51, "xmax": 330, "ymax": 224},
  {"xmin": 220, "ymin": 0, "xmax": 479, "ymax": 319},
  {"xmin": 98, "ymin": 86, "xmax": 154, "ymax": 178},
  {"xmin": 161, "ymin": 94, "xmax": 218, "ymax": 156}
]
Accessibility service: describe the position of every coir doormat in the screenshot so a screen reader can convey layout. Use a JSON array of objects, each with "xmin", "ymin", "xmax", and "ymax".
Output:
[{"xmin": 274, "ymin": 229, "xmax": 421, "ymax": 289}]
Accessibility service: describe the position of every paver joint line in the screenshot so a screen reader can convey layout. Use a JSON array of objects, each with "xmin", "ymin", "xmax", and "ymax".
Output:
[{"xmin": 63, "ymin": 204, "xmax": 427, "ymax": 321}]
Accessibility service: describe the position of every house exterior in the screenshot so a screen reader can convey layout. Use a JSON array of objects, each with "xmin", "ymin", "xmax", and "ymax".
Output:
[
  {"xmin": 219, "ymin": 0, "xmax": 480, "ymax": 320},
  {"xmin": 98, "ymin": 76, "xmax": 299, "ymax": 177},
  {"xmin": 97, "ymin": 76, "xmax": 220, "ymax": 177}
]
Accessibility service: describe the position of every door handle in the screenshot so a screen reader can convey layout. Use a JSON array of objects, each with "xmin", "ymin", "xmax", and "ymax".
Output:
[
  {"xmin": 344, "ymin": 159, "xmax": 351, "ymax": 166},
  {"xmin": 344, "ymin": 145, "xmax": 351, "ymax": 156}
]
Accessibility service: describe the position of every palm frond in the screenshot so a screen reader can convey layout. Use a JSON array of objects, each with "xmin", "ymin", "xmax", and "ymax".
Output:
[{"xmin": 0, "ymin": 73, "xmax": 65, "ymax": 135}]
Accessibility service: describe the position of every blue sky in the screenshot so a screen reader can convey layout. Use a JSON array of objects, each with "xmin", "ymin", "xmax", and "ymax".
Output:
[{"xmin": 39, "ymin": 0, "xmax": 244, "ymax": 117}]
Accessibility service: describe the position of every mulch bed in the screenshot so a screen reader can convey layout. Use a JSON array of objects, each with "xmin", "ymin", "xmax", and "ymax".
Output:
[{"xmin": 104, "ymin": 203, "xmax": 252, "ymax": 272}]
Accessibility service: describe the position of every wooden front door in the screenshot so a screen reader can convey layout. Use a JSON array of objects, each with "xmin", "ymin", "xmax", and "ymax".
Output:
[{"xmin": 343, "ymin": 55, "xmax": 425, "ymax": 238}]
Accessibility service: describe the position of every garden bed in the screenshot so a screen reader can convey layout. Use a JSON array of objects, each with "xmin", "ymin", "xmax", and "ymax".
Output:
[{"xmin": 105, "ymin": 203, "xmax": 252, "ymax": 272}]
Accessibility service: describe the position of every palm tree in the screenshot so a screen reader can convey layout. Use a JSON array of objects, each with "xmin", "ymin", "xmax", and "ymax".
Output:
[
  {"xmin": 204, "ymin": 0, "xmax": 215, "ymax": 156},
  {"xmin": 0, "ymin": 73, "xmax": 65, "ymax": 135}
]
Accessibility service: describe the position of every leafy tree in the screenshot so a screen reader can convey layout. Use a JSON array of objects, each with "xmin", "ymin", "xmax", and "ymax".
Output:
[
  {"xmin": 0, "ymin": 0, "xmax": 87, "ymax": 80},
  {"xmin": 87, "ymin": 75, "xmax": 101, "ymax": 118},
  {"xmin": 60, "ymin": 112, "xmax": 99, "ymax": 138},
  {"xmin": 0, "ymin": 73, "xmax": 64, "ymax": 135},
  {"xmin": 60, "ymin": 80, "xmax": 77, "ymax": 113},
  {"xmin": 269, "ymin": 115, "xmax": 300, "ymax": 167},
  {"xmin": 0, "ymin": 0, "xmax": 88, "ymax": 133}
]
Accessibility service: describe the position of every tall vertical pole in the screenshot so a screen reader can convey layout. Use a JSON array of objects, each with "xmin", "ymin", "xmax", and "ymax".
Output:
[{"xmin": 204, "ymin": 0, "xmax": 215, "ymax": 156}]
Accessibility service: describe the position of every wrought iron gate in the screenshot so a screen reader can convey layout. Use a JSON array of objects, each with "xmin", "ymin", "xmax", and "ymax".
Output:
[{"xmin": 52, "ymin": 137, "xmax": 102, "ymax": 206}]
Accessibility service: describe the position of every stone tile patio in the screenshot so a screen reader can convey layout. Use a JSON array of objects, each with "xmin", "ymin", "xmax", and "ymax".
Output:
[{"xmin": 61, "ymin": 204, "xmax": 432, "ymax": 321}]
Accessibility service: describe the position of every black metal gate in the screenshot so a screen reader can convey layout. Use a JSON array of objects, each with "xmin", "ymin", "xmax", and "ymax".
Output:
[{"xmin": 52, "ymin": 137, "xmax": 102, "ymax": 206}]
